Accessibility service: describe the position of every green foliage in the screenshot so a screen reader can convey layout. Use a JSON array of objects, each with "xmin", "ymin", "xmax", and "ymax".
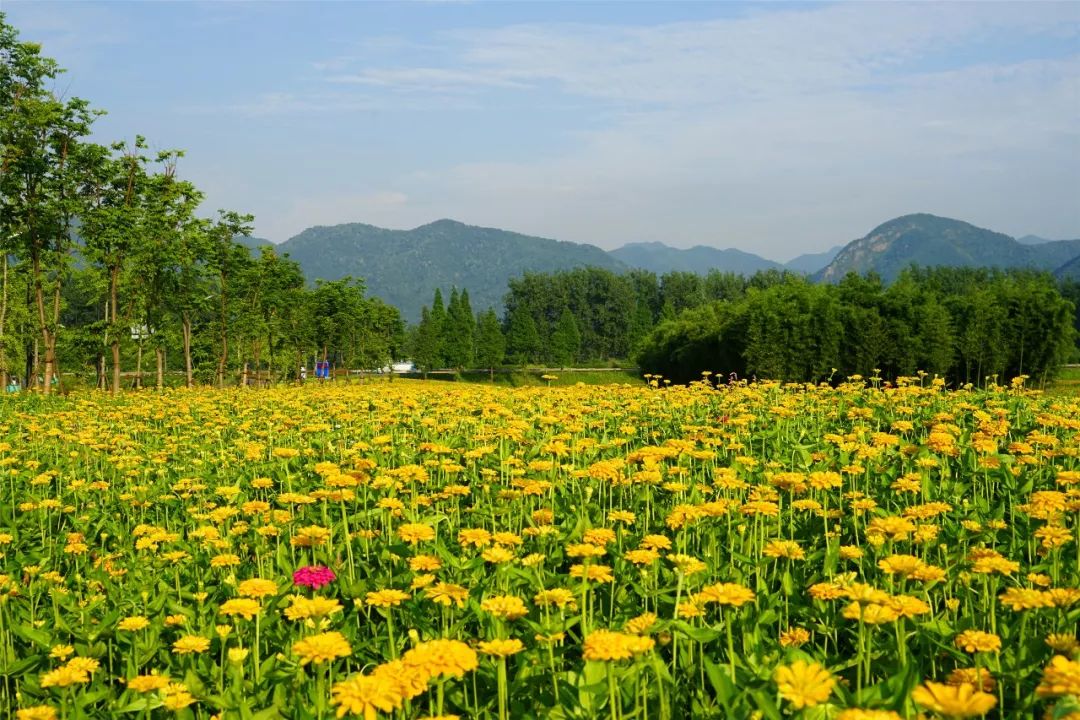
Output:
[
  {"xmin": 637, "ymin": 267, "xmax": 1076, "ymax": 385},
  {"xmin": 474, "ymin": 308, "xmax": 505, "ymax": 373},
  {"xmin": 550, "ymin": 309, "xmax": 581, "ymax": 367},
  {"xmin": 0, "ymin": 16, "xmax": 405, "ymax": 389}
]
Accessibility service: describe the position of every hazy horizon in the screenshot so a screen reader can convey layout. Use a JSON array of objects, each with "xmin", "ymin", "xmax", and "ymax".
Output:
[{"xmin": 6, "ymin": 1, "xmax": 1079, "ymax": 260}]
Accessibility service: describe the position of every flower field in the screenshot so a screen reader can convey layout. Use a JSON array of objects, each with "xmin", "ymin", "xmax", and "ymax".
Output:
[{"xmin": 1, "ymin": 377, "xmax": 1079, "ymax": 720}]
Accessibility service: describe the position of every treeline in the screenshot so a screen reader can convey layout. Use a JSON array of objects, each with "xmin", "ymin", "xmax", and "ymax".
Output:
[
  {"xmin": 405, "ymin": 267, "xmax": 797, "ymax": 371},
  {"xmin": 0, "ymin": 17, "xmax": 404, "ymax": 392},
  {"xmin": 446, "ymin": 263, "xmax": 1075, "ymax": 385},
  {"xmin": 641, "ymin": 267, "xmax": 1076, "ymax": 384}
]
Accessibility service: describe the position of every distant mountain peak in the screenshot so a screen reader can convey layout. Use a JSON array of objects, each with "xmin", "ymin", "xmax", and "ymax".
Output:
[
  {"xmin": 609, "ymin": 240, "xmax": 781, "ymax": 276},
  {"xmin": 277, "ymin": 220, "xmax": 624, "ymax": 322},
  {"xmin": 817, "ymin": 214, "xmax": 1080, "ymax": 282},
  {"xmin": 417, "ymin": 218, "xmax": 468, "ymax": 230}
]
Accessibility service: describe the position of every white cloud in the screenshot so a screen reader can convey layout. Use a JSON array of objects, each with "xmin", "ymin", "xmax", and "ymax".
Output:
[{"xmin": 248, "ymin": 3, "xmax": 1080, "ymax": 252}]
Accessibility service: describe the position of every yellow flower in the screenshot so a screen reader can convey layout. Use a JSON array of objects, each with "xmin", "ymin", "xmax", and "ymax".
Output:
[
  {"xmin": 161, "ymin": 688, "xmax": 196, "ymax": 711},
  {"xmin": 285, "ymin": 595, "xmax": 343, "ymax": 621},
  {"xmin": 117, "ymin": 615, "xmax": 151, "ymax": 632},
  {"xmin": 291, "ymin": 525, "xmax": 332, "ymax": 547},
  {"xmin": 39, "ymin": 665, "xmax": 89, "ymax": 688},
  {"xmin": 401, "ymin": 638, "xmax": 479, "ymax": 679},
  {"xmin": 773, "ymin": 660, "xmax": 835, "ymax": 709},
  {"xmin": 219, "ymin": 598, "xmax": 261, "ymax": 619},
  {"xmin": 481, "ymin": 546, "xmax": 515, "ymax": 564},
  {"xmin": 582, "ymin": 630, "xmax": 655, "ymax": 661},
  {"xmin": 947, "ymin": 668, "xmax": 996, "ymax": 692},
  {"xmin": 912, "ymin": 682, "xmax": 996, "ymax": 717},
  {"xmin": 424, "ymin": 582, "xmax": 469, "ymax": 608},
  {"xmin": 409, "ymin": 555, "xmax": 442, "ymax": 572},
  {"xmin": 569, "ymin": 564, "xmax": 614, "ymax": 583},
  {"xmin": 667, "ymin": 553, "xmax": 708, "ymax": 575},
  {"xmin": 779, "ymin": 627, "xmax": 810, "ymax": 648},
  {"xmin": 954, "ymin": 630, "xmax": 1001, "ymax": 654},
  {"xmin": 457, "ymin": 528, "xmax": 492, "ymax": 548},
  {"xmin": 172, "ymin": 635, "xmax": 211, "ymax": 654},
  {"xmin": 127, "ymin": 673, "xmax": 171, "ymax": 693},
  {"xmin": 63, "ymin": 657, "xmax": 100, "ymax": 676},
  {"xmin": 15, "ymin": 707, "xmax": 59, "ymax": 720},
  {"xmin": 331, "ymin": 672, "xmax": 404, "ymax": 719},
  {"xmin": 842, "ymin": 602, "xmax": 899, "ymax": 625},
  {"xmin": 292, "ymin": 631, "xmax": 352, "ymax": 665},
  {"xmin": 237, "ymin": 578, "xmax": 278, "ymax": 599},
  {"xmin": 763, "ymin": 540, "xmax": 805, "ymax": 560},
  {"xmin": 480, "ymin": 595, "xmax": 528, "ymax": 620},
  {"xmin": 1036, "ymin": 655, "xmax": 1080, "ymax": 697},
  {"xmin": 210, "ymin": 553, "xmax": 240, "ymax": 568},
  {"xmin": 534, "ymin": 588, "xmax": 577, "ymax": 610},
  {"xmin": 625, "ymin": 612, "xmax": 657, "ymax": 635},
  {"xmin": 366, "ymin": 589, "xmax": 411, "ymax": 608},
  {"xmin": 836, "ymin": 711, "xmax": 902, "ymax": 720},
  {"xmin": 477, "ymin": 639, "xmax": 525, "ymax": 657},
  {"xmin": 1046, "ymin": 633, "xmax": 1080, "ymax": 654},
  {"xmin": 695, "ymin": 583, "xmax": 755, "ymax": 607},
  {"xmin": 48, "ymin": 645, "xmax": 74, "ymax": 660},
  {"xmin": 228, "ymin": 648, "xmax": 250, "ymax": 663},
  {"xmin": 397, "ymin": 523, "xmax": 436, "ymax": 544}
]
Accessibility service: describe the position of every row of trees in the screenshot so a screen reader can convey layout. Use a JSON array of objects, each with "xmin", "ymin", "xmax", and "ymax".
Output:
[
  {"xmin": 408, "ymin": 288, "xmax": 506, "ymax": 375},
  {"xmin": 0, "ymin": 16, "xmax": 404, "ymax": 392},
  {"xmin": 637, "ymin": 268, "xmax": 1076, "ymax": 385}
]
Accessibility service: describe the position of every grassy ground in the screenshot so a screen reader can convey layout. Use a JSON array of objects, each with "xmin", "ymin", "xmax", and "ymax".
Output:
[
  {"xmin": 1045, "ymin": 365, "xmax": 1080, "ymax": 395},
  {"xmin": 396, "ymin": 368, "xmax": 645, "ymax": 387}
]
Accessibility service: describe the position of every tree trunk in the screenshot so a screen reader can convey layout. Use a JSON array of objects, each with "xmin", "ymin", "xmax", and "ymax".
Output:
[
  {"xmin": 156, "ymin": 347, "xmax": 165, "ymax": 390},
  {"xmin": 135, "ymin": 341, "xmax": 143, "ymax": 390},
  {"xmin": 182, "ymin": 313, "xmax": 193, "ymax": 388},
  {"xmin": 217, "ymin": 272, "xmax": 228, "ymax": 388},
  {"xmin": 31, "ymin": 250, "xmax": 55, "ymax": 395},
  {"xmin": 32, "ymin": 338, "xmax": 39, "ymax": 391},
  {"xmin": 241, "ymin": 361, "xmax": 249, "ymax": 388},
  {"xmin": 110, "ymin": 264, "xmax": 120, "ymax": 395},
  {"xmin": 0, "ymin": 254, "xmax": 8, "ymax": 389}
]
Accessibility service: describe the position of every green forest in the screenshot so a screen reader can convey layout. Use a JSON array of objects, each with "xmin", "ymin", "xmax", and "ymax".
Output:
[{"xmin": 410, "ymin": 266, "xmax": 1078, "ymax": 385}]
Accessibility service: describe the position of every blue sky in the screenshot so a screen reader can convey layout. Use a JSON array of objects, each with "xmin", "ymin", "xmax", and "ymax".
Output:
[{"xmin": 6, "ymin": 1, "xmax": 1079, "ymax": 260}]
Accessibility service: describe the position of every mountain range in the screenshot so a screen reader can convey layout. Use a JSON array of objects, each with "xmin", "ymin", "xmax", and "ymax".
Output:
[
  {"xmin": 246, "ymin": 214, "xmax": 1079, "ymax": 322},
  {"xmin": 816, "ymin": 214, "xmax": 1080, "ymax": 283}
]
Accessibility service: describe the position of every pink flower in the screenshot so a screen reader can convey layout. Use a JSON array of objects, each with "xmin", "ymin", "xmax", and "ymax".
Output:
[{"xmin": 293, "ymin": 565, "xmax": 336, "ymax": 589}]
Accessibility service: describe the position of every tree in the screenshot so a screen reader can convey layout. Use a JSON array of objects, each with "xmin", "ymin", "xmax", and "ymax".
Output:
[
  {"xmin": 505, "ymin": 304, "xmax": 541, "ymax": 366},
  {"xmin": 2, "ymin": 19, "xmax": 98, "ymax": 392},
  {"xmin": 550, "ymin": 308, "xmax": 581, "ymax": 367},
  {"xmin": 412, "ymin": 306, "xmax": 440, "ymax": 378},
  {"xmin": 131, "ymin": 149, "xmax": 202, "ymax": 388},
  {"xmin": 475, "ymin": 308, "xmax": 505, "ymax": 380},
  {"xmin": 205, "ymin": 210, "xmax": 254, "ymax": 387},
  {"xmin": 444, "ymin": 287, "xmax": 474, "ymax": 369},
  {"xmin": 80, "ymin": 137, "xmax": 150, "ymax": 394},
  {"xmin": 429, "ymin": 288, "xmax": 447, "ymax": 369}
]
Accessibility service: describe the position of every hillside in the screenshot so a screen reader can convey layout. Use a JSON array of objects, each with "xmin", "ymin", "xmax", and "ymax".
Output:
[
  {"xmin": 276, "ymin": 219, "xmax": 626, "ymax": 321},
  {"xmin": 609, "ymin": 241, "xmax": 782, "ymax": 275},
  {"xmin": 785, "ymin": 245, "xmax": 844, "ymax": 274},
  {"xmin": 817, "ymin": 214, "xmax": 1080, "ymax": 283},
  {"xmin": 1055, "ymin": 254, "xmax": 1080, "ymax": 282}
]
